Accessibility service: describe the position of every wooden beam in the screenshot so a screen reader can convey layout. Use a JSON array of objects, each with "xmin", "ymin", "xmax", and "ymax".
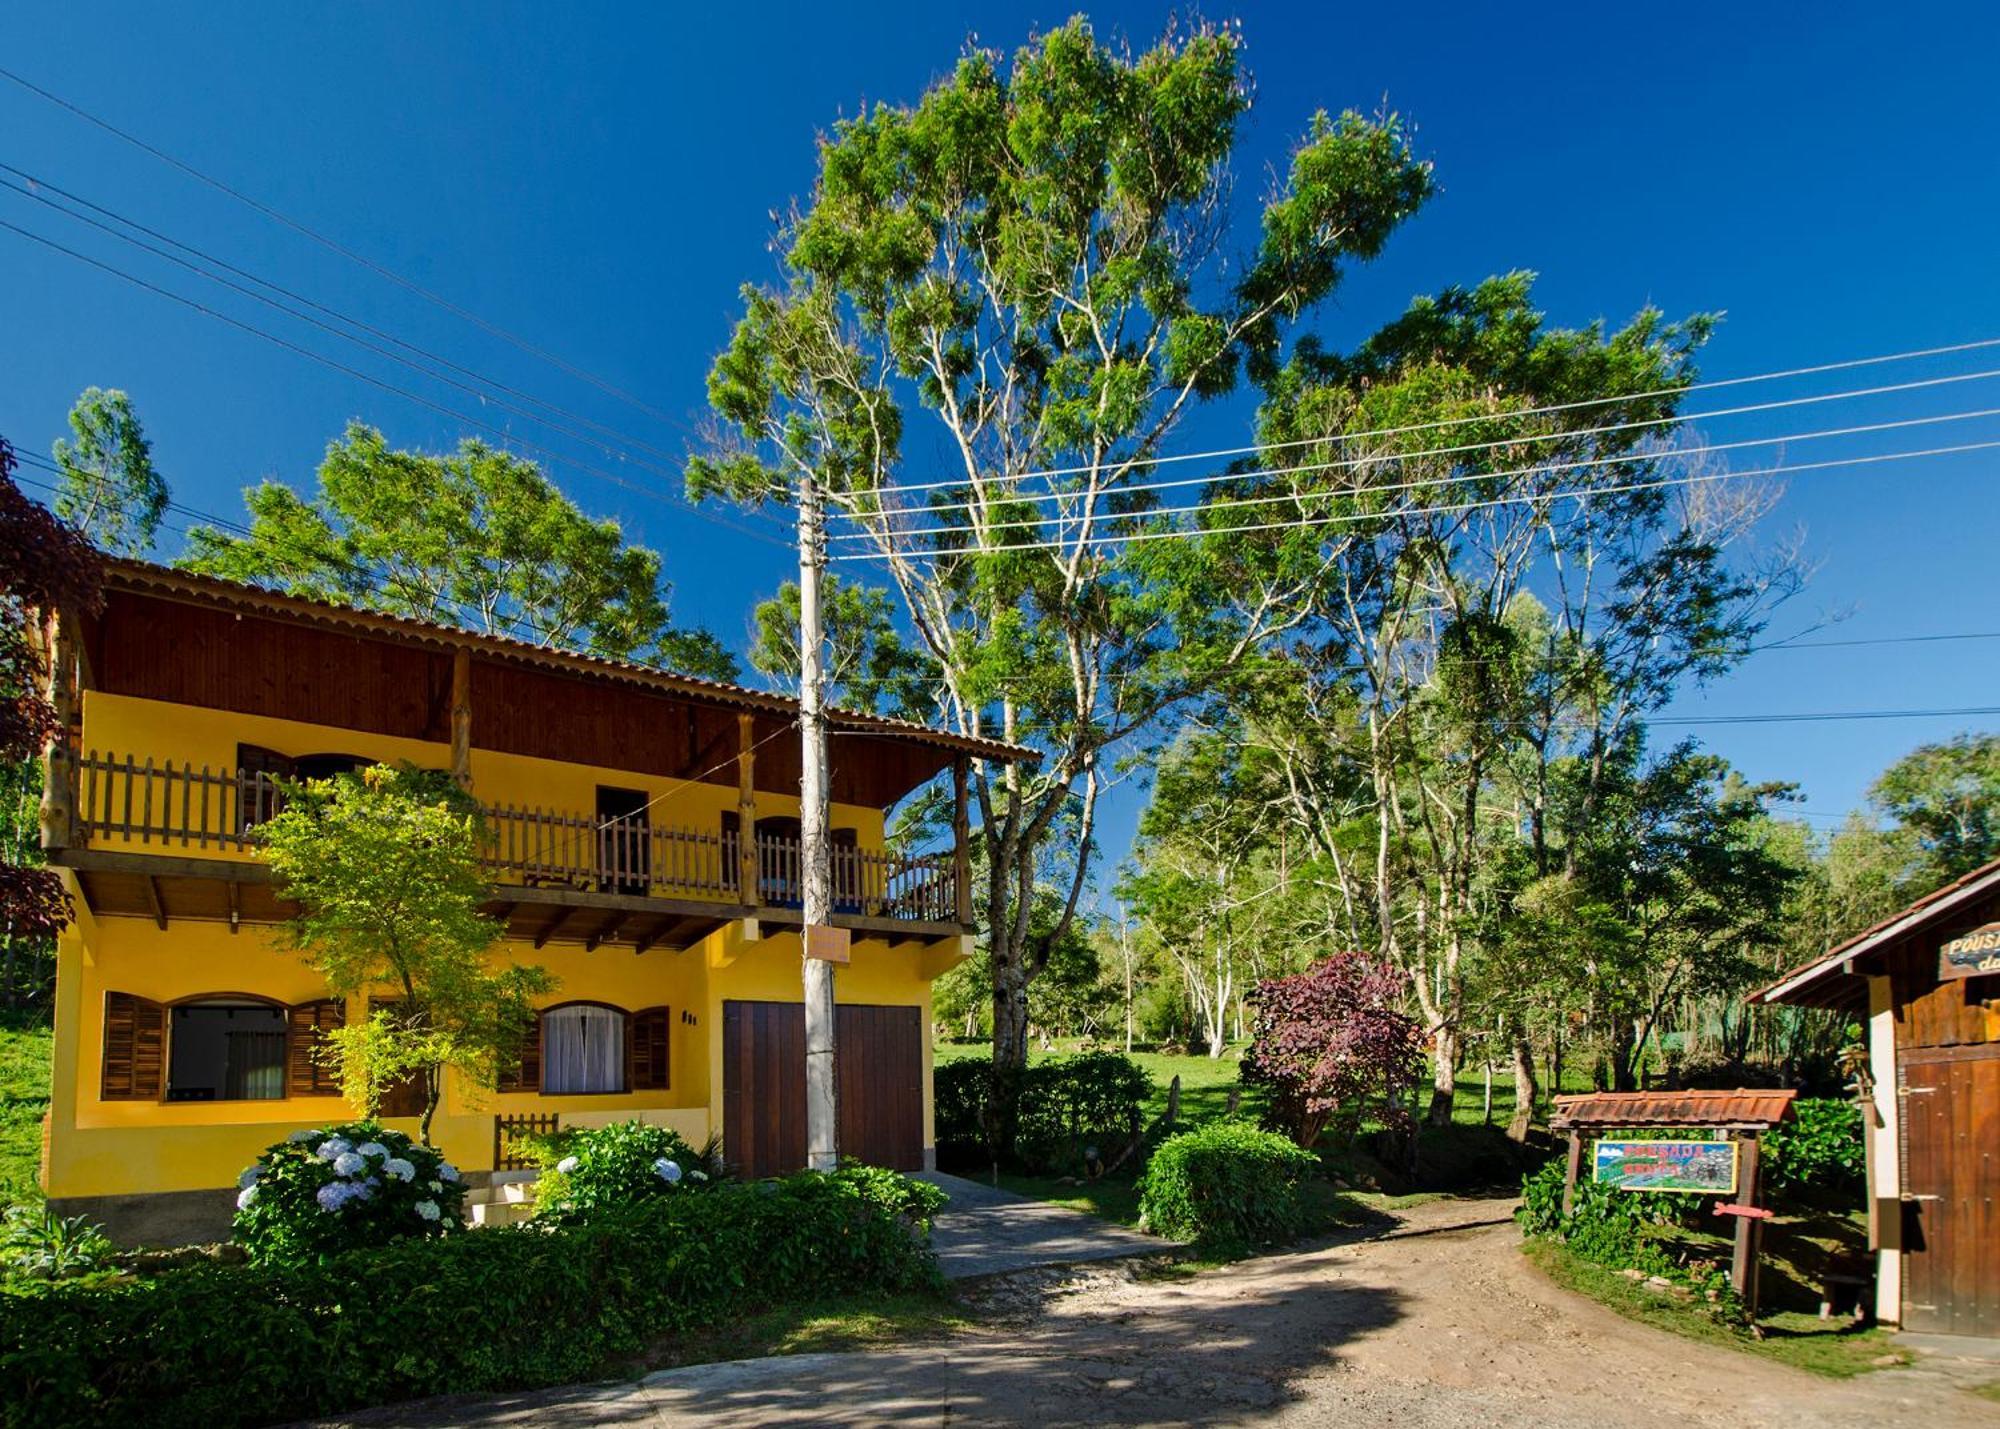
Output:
[
  {"xmin": 533, "ymin": 906, "xmax": 579, "ymax": 949},
  {"xmin": 952, "ymin": 755, "xmax": 971, "ymax": 925},
  {"xmin": 1730, "ymin": 1133, "xmax": 1764, "ymax": 1309},
  {"xmin": 143, "ymin": 875, "xmax": 168, "ymax": 931},
  {"xmin": 38, "ymin": 605, "xmax": 80, "ymax": 851},
  {"xmin": 1561, "ymin": 1130, "xmax": 1584, "ymax": 1218},
  {"xmin": 736, "ymin": 712, "xmax": 758, "ymax": 907},
  {"xmin": 584, "ymin": 912, "xmax": 630, "ymax": 952},
  {"xmin": 450, "ymin": 647, "xmax": 473, "ymax": 791}
]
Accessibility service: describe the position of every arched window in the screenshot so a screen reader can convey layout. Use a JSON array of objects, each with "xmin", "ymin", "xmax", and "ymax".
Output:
[
  {"xmin": 167, "ymin": 996, "xmax": 287, "ymax": 1101},
  {"xmin": 540, "ymin": 1003, "xmax": 627, "ymax": 1095}
]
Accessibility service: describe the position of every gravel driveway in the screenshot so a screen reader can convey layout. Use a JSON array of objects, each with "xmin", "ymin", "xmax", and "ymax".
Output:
[{"xmin": 319, "ymin": 1197, "xmax": 2000, "ymax": 1428}]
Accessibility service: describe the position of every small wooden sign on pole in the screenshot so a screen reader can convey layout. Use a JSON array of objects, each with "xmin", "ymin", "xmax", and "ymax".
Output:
[{"xmin": 804, "ymin": 924, "xmax": 851, "ymax": 965}]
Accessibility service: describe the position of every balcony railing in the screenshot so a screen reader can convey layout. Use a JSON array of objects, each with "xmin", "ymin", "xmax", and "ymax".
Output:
[{"xmin": 69, "ymin": 752, "xmax": 961, "ymax": 925}]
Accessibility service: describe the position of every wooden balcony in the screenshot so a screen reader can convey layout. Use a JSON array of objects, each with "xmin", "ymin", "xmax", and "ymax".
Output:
[{"xmin": 46, "ymin": 752, "xmax": 968, "ymax": 950}]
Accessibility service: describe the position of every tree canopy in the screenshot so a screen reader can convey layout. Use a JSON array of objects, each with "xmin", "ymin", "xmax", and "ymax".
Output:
[
  {"xmin": 50, "ymin": 387, "xmax": 167, "ymax": 558},
  {"xmin": 185, "ymin": 422, "xmax": 734, "ymax": 677}
]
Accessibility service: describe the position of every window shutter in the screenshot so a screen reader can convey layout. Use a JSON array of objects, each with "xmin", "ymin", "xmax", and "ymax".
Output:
[
  {"xmin": 101, "ymin": 991, "xmax": 166, "ymax": 1100},
  {"xmin": 498, "ymin": 1009, "xmax": 542, "ymax": 1093},
  {"xmin": 629, "ymin": 1007, "xmax": 671, "ymax": 1091},
  {"xmin": 286, "ymin": 999, "xmax": 346, "ymax": 1096}
]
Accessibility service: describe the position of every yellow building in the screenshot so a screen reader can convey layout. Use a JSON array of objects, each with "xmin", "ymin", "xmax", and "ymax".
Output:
[{"xmin": 38, "ymin": 561, "xmax": 1030, "ymax": 1244}]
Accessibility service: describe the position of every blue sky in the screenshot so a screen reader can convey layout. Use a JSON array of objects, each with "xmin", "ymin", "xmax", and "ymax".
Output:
[{"xmin": 2, "ymin": 2, "xmax": 1996, "ymax": 873}]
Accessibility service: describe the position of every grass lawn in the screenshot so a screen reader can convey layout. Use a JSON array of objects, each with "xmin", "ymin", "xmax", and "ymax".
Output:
[
  {"xmin": 1970, "ymin": 1381, "xmax": 2000, "ymax": 1404},
  {"xmin": 0, "ymin": 1017, "xmax": 51, "ymax": 1213},
  {"xmin": 1524, "ymin": 1237, "xmax": 1898, "ymax": 1379},
  {"xmin": 637, "ymin": 1288, "xmax": 967, "ymax": 1372}
]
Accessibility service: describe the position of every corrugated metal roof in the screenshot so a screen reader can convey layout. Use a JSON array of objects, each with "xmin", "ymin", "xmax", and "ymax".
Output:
[
  {"xmin": 100, "ymin": 558, "xmax": 1040, "ymax": 765},
  {"xmin": 1749, "ymin": 854, "xmax": 2000, "ymax": 1009},
  {"xmin": 1550, "ymin": 1089, "xmax": 1797, "ymax": 1130}
]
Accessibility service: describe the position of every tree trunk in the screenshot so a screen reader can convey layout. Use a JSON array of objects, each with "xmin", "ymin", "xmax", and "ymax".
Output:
[
  {"xmin": 1507, "ymin": 1033, "xmax": 1539, "ymax": 1142},
  {"xmin": 1425, "ymin": 1024, "xmax": 1458, "ymax": 1127},
  {"xmin": 1610, "ymin": 1019, "xmax": 1639, "ymax": 1092},
  {"xmin": 991, "ymin": 950, "xmax": 1031, "ymax": 1069}
]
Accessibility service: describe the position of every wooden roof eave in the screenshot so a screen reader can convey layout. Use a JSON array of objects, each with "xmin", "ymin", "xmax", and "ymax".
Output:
[{"xmin": 96, "ymin": 559, "xmax": 1040, "ymax": 769}]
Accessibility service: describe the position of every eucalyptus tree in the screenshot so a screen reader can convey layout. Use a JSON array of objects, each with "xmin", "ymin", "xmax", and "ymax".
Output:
[
  {"xmin": 183, "ymin": 421, "xmax": 734, "ymax": 677},
  {"xmin": 51, "ymin": 387, "xmax": 167, "ymax": 557},
  {"xmin": 1210, "ymin": 275, "xmax": 1802, "ymax": 1122},
  {"xmin": 689, "ymin": 18, "xmax": 1432, "ymax": 1068}
]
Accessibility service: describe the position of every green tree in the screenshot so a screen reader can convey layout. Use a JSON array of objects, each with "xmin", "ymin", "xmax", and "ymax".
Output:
[
  {"xmin": 1866, "ymin": 732, "xmax": 2000, "ymax": 892},
  {"xmin": 690, "ymin": 18, "xmax": 1431, "ymax": 1070},
  {"xmin": 255, "ymin": 764, "xmax": 554, "ymax": 1142},
  {"xmin": 51, "ymin": 388, "xmax": 167, "ymax": 557},
  {"xmin": 748, "ymin": 574, "xmax": 932, "ymax": 715},
  {"xmin": 183, "ymin": 422, "xmax": 734, "ymax": 677}
]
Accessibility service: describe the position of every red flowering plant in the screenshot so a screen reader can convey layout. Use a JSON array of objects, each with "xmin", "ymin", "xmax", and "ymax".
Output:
[
  {"xmin": 1241, "ymin": 953, "xmax": 1426, "ymax": 1149},
  {"xmin": 0, "ymin": 438, "xmax": 103, "ymax": 948}
]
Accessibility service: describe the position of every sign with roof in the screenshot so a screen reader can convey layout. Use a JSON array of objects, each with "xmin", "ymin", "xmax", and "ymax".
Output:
[{"xmin": 1591, "ymin": 1138, "xmax": 1737, "ymax": 1194}]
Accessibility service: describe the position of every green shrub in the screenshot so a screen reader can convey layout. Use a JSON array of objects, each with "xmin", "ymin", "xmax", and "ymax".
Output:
[
  {"xmin": 1137, "ymin": 1121, "xmax": 1320, "ymax": 1252},
  {"xmin": 1765, "ymin": 1098, "xmax": 1864, "ymax": 1199},
  {"xmin": 0, "ymin": 1207, "xmax": 113, "ymax": 1282},
  {"xmin": 231, "ymin": 1124, "xmax": 467, "ymax": 1267},
  {"xmin": 934, "ymin": 1052, "xmax": 1151, "ymax": 1173},
  {"xmin": 0, "ymin": 1166, "xmax": 943, "ymax": 1428},
  {"xmin": 1516, "ymin": 1158, "xmax": 1683, "ymax": 1276},
  {"xmin": 530, "ymin": 1119, "xmax": 716, "ymax": 1218}
]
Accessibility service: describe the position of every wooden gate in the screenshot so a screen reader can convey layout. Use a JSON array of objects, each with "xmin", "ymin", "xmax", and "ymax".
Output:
[
  {"xmin": 721, "ymin": 1000, "xmax": 924, "ymax": 1179},
  {"xmin": 1900, "ymin": 1046, "xmax": 2000, "ymax": 1336}
]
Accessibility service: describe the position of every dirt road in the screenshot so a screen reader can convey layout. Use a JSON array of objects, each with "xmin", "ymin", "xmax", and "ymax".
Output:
[{"xmin": 331, "ymin": 1198, "xmax": 1999, "ymax": 1427}]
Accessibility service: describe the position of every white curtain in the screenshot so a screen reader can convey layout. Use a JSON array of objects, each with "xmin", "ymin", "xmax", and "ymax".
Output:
[{"xmin": 542, "ymin": 1006, "xmax": 626, "ymax": 1094}]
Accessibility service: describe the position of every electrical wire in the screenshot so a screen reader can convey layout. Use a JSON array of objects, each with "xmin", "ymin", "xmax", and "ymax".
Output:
[
  {"xmin": 831, "ymin": 399, "xmax": 2000, "ymax": 545},
  {"xmin": 832, "ymin": 336, "xmax": 2000, "ymax": 500},
  {"xmin": 0, "ymin": 215, "xmax": 790, "ymax": 550},
  {"xmin": 0, "ymin": 63, "xmax": 686, "ymax": 427},
  {"xmin": 828, "ymin": 437, "xmax": 2000, "ymax": 561}
]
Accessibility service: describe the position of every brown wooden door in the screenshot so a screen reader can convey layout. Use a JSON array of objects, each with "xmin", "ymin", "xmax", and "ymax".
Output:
[
  {"xmin": 721, "ymin": 1000, "xmax": 924, "ymax": 1178},
  {"xmin": 1900, "ymin": 1047, "xmax": 2000, "ymax": 1336},
  {"xmin": 836, "ymin": 1004, "xmax": 924, "ymax": 1172}
]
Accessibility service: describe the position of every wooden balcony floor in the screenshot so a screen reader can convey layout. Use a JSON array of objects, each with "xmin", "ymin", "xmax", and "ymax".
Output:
[{"xmin": 52, "ymin": 849, "xmax": 966, "ymax": 951}]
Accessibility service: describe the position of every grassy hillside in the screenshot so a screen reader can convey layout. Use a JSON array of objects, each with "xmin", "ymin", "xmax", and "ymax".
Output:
[{"xmin": 0, "ymin": 1017, "xmax": 51, "ymax": 1212}]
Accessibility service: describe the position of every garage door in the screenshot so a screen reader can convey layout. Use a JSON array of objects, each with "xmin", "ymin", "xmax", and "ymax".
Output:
[
  {"xmin": 1900, "ymin": 1047, "xmax": 2000, "ymax": 1337},
  {"xmin": 721, "ymin": 1000, "xmax": 924, "ymax": 1179}
]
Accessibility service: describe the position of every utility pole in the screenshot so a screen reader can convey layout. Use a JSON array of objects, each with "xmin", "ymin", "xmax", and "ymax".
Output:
[{"xmin": 797, "ymin": 469, "xmax": 839, "ymax": 1172}]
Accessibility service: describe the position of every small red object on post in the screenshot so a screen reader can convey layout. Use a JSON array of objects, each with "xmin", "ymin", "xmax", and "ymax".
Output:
[{"xmin": 1712, "ymin": 1202, "xmax": 1773, "ymax": 1220}]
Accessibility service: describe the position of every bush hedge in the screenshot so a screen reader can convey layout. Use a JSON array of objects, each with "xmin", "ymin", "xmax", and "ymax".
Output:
[
  {"xmin": 935, "ymin": 1051, "xmax": 1151, "ymax": 1173},
  {"xmin": 529, "ymin": 1120, "xmax": 716, "ymax": 1219},
  {"xmin": 1764, "ymin": 1098, "xmax": 1865, "ymax": 1199},
  {"xmin": 0, "ymin": 1166, "xmax": 945, "ymax": 1429},
  {"xmin": 1137, "ymin": 1121, "xmax": 1320, "ymax": 1252},
  {"xmin": 231, "ymin": 1124, "xmax": 466, "ymax": 1266}
]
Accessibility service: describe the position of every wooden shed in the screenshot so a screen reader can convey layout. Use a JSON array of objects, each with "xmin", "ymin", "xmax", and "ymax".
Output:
[{"xmin": 1753, "ymin": 858, "xmax": 2000, "ymax": 1336}]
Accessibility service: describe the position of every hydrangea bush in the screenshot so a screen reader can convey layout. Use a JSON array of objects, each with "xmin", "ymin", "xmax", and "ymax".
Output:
[
  {"xmin": 532, "ymin": 1120, "xmax": 716, "ymax": 1219},
  {"xmin": 232, "ymin": 1122, "xmax": 467, "ymax": 1265}
]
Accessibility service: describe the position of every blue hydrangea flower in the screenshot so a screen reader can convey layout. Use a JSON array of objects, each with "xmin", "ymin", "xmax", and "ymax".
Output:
[
  {"xmin": 316, "ymin": 1182, "xmax": 352, "ymax": 1212},
  {"xmin": 654, "ymin": 1158, "xmax": 682, "ymax": 1184},
  {"xmin": 413, "ymin": 1200, "xmax": 441, "ymax": 1222},
  {"xmin": 316, "ymin": 1137, "xmax": 353, "ymax": 1161},
  {"xmin": 354, "ymin": 1176, "xmax": 381, "ymax": 1200},
  {"xmin": 382, "ymin": 1157, "xmax": 416, "ymax": 1182},
  {"xmin": 333, "ymin": 1151, "xmax": 367, "ymax": 1177},
  {"xmin": 237, "ymin": 1166, "xmax": 261, "ymax": 1189},
  {"xmin": 438, "ymin": 1162, "xmax": 460, "ymax": 1182},
  {"xmin": 236, "ymin": 1185, "xmax": 258, "ymax": 1210},
  {"xmin": 355, "ymin": 1141, "xmax": 389, "ymax": 1159},
  {"xmin": 287, "ymin": 1129, "xmax": 318, "ymax": 1144},
  {"xmin": 556, "ymin": 1155, "xmax": 580, "ymax": 1174}
]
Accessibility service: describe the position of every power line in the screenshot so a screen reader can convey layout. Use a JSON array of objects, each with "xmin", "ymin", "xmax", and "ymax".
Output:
[
  {"xmin": 1653, "ymin": 706, "xmax": 2000, "ymax": 726},
  {"xmin": 833, "ymin": 336, "xmax": 2000, "ymax": 500},
  {"xmin": 829, "ymin": 437, "xmax": 2000, "ymax": 562},
  {"xmin": 0, "ymin": 160, "xmax": 700, "ymax": 473},
  {"xmin": 831, "ymin": 398, "xmax": 2000, "ymax": 545},
  {"xmin": 0, "ymin": 215, "xmax": 790, "ymax": 551},
  {"xmin": 0, "ymin": 63, "xmax": 687, "ymax": 427}
]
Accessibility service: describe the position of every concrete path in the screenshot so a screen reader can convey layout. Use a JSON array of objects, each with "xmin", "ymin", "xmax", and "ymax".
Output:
[{"xmin": 916, "ymin": 1171, "xmax": 1164, "ymax": 1280}]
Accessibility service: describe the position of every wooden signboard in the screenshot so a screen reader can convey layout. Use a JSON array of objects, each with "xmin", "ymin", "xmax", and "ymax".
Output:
[
  {"xmin": 1592, "ymin": 1139, "xmax": 1737, "ymax": 1194},
  {"xmin": 1940, "ymin": 922, "xmax": 2000, "ymax": 980},
  {"xmin": 804, "ymin": 924, "xmax": 851, "ymax": 965}
]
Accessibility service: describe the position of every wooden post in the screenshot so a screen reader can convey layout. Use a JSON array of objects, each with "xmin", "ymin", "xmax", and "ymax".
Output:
[
  {"xmin": 1561, "ymin": 1128, "xmax": 1584, "ymax": 1217},
  {"xmin": 951, "ymin": 755, "xmax": 971, "ymax": 926},
  {"xmin": 449, "ymin": 647, "xmax": 473, "ymax": 791},
  {"xmin": 796, "ymin": 468, "xmax": 838, "ymax": 1173},
  {"xmin": 735, "ymin": 712, "xmax": 758, "ymax": 907},
  {"xmin": 1731, "ymin": 1132, "xmax": 1764, "ymax": 1310},
  {"xmin": 38, "ymin": 607, "xmax": 80, "ymax": 850}
]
